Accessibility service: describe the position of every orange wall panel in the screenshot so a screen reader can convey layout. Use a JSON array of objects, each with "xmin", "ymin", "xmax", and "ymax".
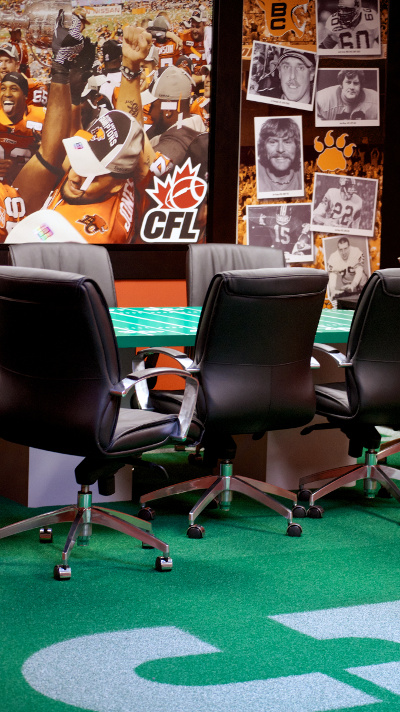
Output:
[
  {"xmin": 115, "ymin": 279, "xmax": 187, "ymax": 308},
  {"xmin": 115, "ymin": 279, "xmax": 188, "ymax": 390}
]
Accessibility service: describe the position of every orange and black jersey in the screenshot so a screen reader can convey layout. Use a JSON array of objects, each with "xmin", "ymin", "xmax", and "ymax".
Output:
[
  {"xmin": 27, "ymin": 78, "xmax": 50, "ymax": 108},
  {"xmin": 178, "ymin": 30, "xmax": 207, "ymax": 74},
  {"xmin": 0, "ymin": 104, "xmax": 46, "ymax": 183},
  {"xmin": 0, "ymin": 183, "xmax": 25, "ymax": 242},
  {"xmin": 43, "ymin": 176, "xmax": 136, "ymax": 244}
]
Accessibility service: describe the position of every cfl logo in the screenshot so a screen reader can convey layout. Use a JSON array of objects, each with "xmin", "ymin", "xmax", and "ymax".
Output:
[
  {"xmin": 140, "ymin": 210, "xmax": 199, "ymax": 242},
  {"xmin": 141, "ymin": 158, "xmax": 207, "ymax": 242}
]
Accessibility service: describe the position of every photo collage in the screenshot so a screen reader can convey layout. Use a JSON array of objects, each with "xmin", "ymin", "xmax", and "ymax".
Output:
[
  {"xmin": 0, "ymin": 0, "xmax": 213, "ymax": 245},
  {"xmin": 240, "ymin": 0, "xmax": 388, "ymax": 306}
]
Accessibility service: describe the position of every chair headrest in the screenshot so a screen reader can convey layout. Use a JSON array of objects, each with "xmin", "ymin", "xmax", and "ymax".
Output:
[{"xmin": 219, "ymin": 267, "xmax": 328, "ymax": 297}]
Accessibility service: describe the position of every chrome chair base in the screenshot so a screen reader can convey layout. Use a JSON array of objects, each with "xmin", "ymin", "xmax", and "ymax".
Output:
[
  {"xmin": 140, "ymin": 460, "xmax": 304, "ymax": 537},
  {"xmin": 299, "ymin": 442, "xmax": 400, "ymax": 512},
  {"xmin": 0, "ymin": 486, "xmax": 172, "ymax": 578}
]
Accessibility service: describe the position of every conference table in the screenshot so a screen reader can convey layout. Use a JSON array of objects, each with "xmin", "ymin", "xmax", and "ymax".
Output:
[{"xmin": 110, "ymin": 306, "xmax": 354, "ymax": 348}]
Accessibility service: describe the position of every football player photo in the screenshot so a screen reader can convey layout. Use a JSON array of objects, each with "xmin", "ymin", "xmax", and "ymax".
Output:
[
  {"xmin": 254, "ymin": 116, "xmax": 305, "ymax": 199},
  {"xmin": 0, "ymin": 7, "xmax": 215, "ymax": 247},
  {"xmin": 316, "ymin": 0, "xmax": 381, "ymax": 56},
  {"xmin": 311, "ymin": 173, "xmax": 378, "ymax": 237},
  {"xmin": 323, "ymin": 234, "xmax": 370, "ymax": 305},
  {"xmin": 246, "ymin": 203, "xmax": 314, "ymax": 264},
  {"xmin": 247, "ymin": 42, "xmax": 318, "ymax": 112},
  {"xmin": 315, "ymin": 68, "xmax": 380, "ymax": 127}
]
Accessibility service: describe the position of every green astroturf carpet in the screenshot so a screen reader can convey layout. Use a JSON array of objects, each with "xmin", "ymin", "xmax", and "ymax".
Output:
[{"xmin": 2, "ymin": 447, "xmax": 400, "ymax": 711}]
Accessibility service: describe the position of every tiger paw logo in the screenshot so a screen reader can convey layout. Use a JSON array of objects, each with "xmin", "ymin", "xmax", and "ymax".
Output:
[
  {"xmin": 141, "ymin": 159, "xmax": 207, "ymax": 243},
  {"xmin": 76, "ymin": 214, "xmax": 108, "ymax": 235},
  {"xmin": 314, "ymin": 130, "xmax": 356, "ymax": 172},
  {"xmin": 257, "ymin": 0, "xmax": 309, "ymax": 38}
]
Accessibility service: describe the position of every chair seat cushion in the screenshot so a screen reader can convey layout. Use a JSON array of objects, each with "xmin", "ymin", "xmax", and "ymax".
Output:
[
  {"xmin": 145, "ymin": 390, "xmax": 203, "ymax": 443},
  {"xmin": 107, "ymin": 408, "xmax": 181, "ymax": 454},
  {"xmin": 315, "ymin": 382, "xmax": 353, "ymax": 418}
]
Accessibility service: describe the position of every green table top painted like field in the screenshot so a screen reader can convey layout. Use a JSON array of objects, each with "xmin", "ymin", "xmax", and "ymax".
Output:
[{"xmin": 110, "ymin": 307, "xmax": 354, "ymax": 347}]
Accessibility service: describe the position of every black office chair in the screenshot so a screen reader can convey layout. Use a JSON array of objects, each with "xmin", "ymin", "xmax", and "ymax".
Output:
[
  {"xmin": 141, "ymin": 243, "xmax": 285, "ymax": 377},
  {"xmin": 0, "ymin": 266, "xmax": 200, "ymax": 578},
  {"xmin": 8, "ymin": 242, "xmax": 169, "ymax": 487},
  {"xmin": 159, "ymin": 244, "xmax": 286, "ymax": 447},
  {"xmin": 186, "ymin": 243, "xmax": 285, "ymax": 307},
  {"xmin": 8, "ymin": 242, "xmax": 117, "ymax": 308},
  {"xmin": 298, "ymin": 268, "xmax": 400, "ymax": 516},
  {"xmin": 133, "ymin": 267, "xmax": 328, "ymax": 538}
]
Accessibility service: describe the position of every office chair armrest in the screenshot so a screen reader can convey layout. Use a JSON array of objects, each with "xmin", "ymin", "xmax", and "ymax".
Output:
[
  {"xmin": 111, "ymin": 367, "xmax": 199, "ymax": 441},
  {"xmin": 132, "ymin": 347, "xmax": 198, "ymax": 372},
  {"xmin": 313, "ymin": 343, "xmax": 352, "ymax": 367}
]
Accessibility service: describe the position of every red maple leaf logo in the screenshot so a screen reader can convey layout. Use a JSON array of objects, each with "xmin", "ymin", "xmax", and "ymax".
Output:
[{"xmin": 147, "ymin": 158, "xmax": 207, "ymax": 210}]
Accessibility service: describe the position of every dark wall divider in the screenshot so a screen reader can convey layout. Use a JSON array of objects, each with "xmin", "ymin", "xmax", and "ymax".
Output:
[
  {"xmin": 380, "ymin": 1, "xmax": 400, "ymax": 268},
  {"xmin": 206, "ymin": 0, "xmax": 243, "ymax": 245}
]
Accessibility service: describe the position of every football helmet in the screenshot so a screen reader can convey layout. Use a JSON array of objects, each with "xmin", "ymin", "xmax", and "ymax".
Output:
[
  {"xmin": 339, "ymin": 176, "xmax": 357, "ymax": 199},
  {"xmin": 337, "ymin": 0, "xmax": 362, "ymax": 27},
  {"xmin": 276, "ymin": 204, "xmax": 291, "ymax": 226}
]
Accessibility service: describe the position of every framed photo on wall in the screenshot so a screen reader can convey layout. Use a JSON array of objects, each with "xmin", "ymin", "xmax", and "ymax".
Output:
[
  {"xmin": 254, "ymin": 115, "xmax": 305, "ymax": 200},
  {"xmin": 247, "ymin": 203, "xmax": 313, "ymax": 264},
  {"xmin": 323, "ymin": 233, "xmax": 371, "ymax": 304},
  {"xmin": 310, "ymin": 173, "xmax": 378, "ymax": 236},
  {"xmin": 315, "ymin": 67, "xmax": 380, "ymax": 127},
  {"xmin": 247, "ymin": 42, "xmax": 318, "ymax": 112},
  {"xmin": 316, "ymin": 0, "xmax": 381, "ymax": 56}
]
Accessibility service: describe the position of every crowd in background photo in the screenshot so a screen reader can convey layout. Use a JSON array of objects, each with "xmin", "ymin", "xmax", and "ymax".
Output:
[{"xmin": 0, "ymin": 0, "xmax": 212, "ymax": 244}]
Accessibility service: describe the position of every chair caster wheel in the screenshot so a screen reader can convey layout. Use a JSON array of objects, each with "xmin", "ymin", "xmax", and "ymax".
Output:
[
  {"xmin": 287, "ymin": 523, "xmax": 302, "ymax": 537},
  {"xmin": 378, "ymin": 486, "xmax": 392, "ymax": 498},
  {"xmin": 137, "ymin": 506, "xmax": 155, "ymax": 521},
  {"xmin": 298, "ymin": 489, "xmax": 312, "ymax": 502},
  {"xmin": 187, "ymin": 524, "xmax": 205, "ymax": 539},
  {"xmin": 155, "ymin": 556, "xmax": 173, "ymax": 571},
  {"xmin": 307, "ymin": 505, "xmax": 324, "ymax": 518},
  {"xmin": 53, "ymin": 564, "xmax": 71, "ymax": 580},
  {"xmin": 39, "ymin": 527, "xmax": 53, "ymax": 543},
  {"xmin": 188, "ymin": 453, "xmax": 203, "ymax": 466},
  {"xmin": 292, "ymin": 505, "xmax": 307, "ymax": 518}
]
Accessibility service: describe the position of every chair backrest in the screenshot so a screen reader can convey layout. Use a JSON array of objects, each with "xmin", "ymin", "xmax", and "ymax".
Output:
[
  {"xmin": 193, "ymin": 267, "xmax": 328, "ymax": 435},
  {"xmin": 186, "ymin": 243, "xmax": 285, "ymax": 306},
  {"xmin": 345, "ymin": 268, "xmax": 400, "ymax": 425},
  {"xmin": 0, "ymin": 266, "xmax": 121, "ymax": 457},
  {"xmin": 8, "ymin": 243, "xmax": 117, "ymax": 308}
]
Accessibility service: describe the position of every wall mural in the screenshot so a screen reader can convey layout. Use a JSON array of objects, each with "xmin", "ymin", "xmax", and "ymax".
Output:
[
  {"xmin": 0, "ymin": 0, "xmax": 212, "ymax": 245},
  {"xmin": 240, "ymin": 0, "xmax": 388, "ymax": 307}
]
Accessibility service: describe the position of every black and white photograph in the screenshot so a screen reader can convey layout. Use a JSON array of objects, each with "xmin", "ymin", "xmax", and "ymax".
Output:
[
  {"xmin": 317, "ymin": 0, "xmax": 381, "ymax": 56},
  {"xmin": 247, "ymin": 41, "xmax": 318, "ymax": 111},
  {"xmin": 247, "ymin": 203, "xmax": 314, "ymax": 264},
  {"xmin": 310, "ymin": 173, "xmax": 378, "ymax": 236},
  {"xmin": 323, "ymin": 234, "xmax": 370, "ymax": 304},
  {"xmin": 315, "ymin": 68, "xmax": 380, "ymax": 127},
  {"xmin": 254, "ymin": 116, "xmax": 305, "ymax": 200}
]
